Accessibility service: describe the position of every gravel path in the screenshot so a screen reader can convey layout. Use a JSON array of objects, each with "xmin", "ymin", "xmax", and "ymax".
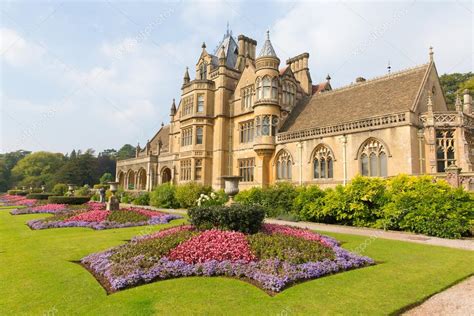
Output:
[{"xmin": 403, "ymin": 276, "xmax": 474, "ymax": 316}]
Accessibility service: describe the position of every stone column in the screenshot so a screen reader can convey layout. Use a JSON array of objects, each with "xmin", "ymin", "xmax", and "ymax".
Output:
[{"xmin": 445, "ymin": 164, "xmax": 462, "ymax": 188}]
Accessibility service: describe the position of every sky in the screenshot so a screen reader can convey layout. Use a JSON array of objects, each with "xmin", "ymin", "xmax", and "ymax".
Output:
[{"xmin": 0, "ymin": 0, "xmax": 472, "ymax": 155}]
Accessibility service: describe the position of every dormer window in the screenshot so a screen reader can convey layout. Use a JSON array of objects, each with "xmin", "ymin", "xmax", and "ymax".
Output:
[{"xmin": 283, "ymin": 82, "xmax": 295, "ymax": 106}]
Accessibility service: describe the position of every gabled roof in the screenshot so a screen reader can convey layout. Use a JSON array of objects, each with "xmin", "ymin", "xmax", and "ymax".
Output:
[
  {"xmin": 212, "ymin": 32, "xmax": 238, "ymax": 68},
  {"xmin": 280, "ymin": 63, "xmax": 431, "ymax": 132}
]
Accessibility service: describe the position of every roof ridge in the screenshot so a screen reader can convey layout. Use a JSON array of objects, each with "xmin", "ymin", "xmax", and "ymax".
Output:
[{"xmin": 315, "ymin": 63, "xmax": 430, "ymax": 98}]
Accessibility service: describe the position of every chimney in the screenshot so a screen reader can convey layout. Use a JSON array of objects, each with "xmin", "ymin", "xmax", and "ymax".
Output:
[
  {"xmin": 355, "ymin": 77, "xmax": 366, "ymax": 83},
  {"xmin": 236, "ymin": 35, "xmax": 257, "ymax": 71},
  {"xmin": 463, "ymin": 89, "xmax": 472, "ymax": 115},
  {"xmin": 286, "ymin": 53, "xmax": 311, "ymax": 95}
]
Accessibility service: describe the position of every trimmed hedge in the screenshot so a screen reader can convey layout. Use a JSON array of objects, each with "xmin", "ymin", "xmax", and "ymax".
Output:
[
  {"xmin": 26, "ymin": 193, "xmax": 54, "ymax": 200},
  {"xmin": 188, "ymin": 204, "xmax": 265, "ymax": 234},
  {"xmin": 7, "ymin": 190, "xmax": 28, "ymax": 196},
  {"xmin": 47, "ymin": 196, "xmax": 90, "ymax": 205}
]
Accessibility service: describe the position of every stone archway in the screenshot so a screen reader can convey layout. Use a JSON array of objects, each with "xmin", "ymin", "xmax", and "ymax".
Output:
[
  {"xmin": 137, "ymin": 168, "xmax": 147, "ymax": 191},
  {"xmin": 117, "ymin": 171, "xmax": 125, "ymax": 188},
  {"xmin": 162, "ymin": 167, "xmax": 172, "ymax": 184},
  {"xmin": 127, "ymin": 170, "xmax": 136, "ymax": 190}
]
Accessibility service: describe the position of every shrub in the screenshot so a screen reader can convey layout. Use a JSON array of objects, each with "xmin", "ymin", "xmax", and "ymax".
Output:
[
  {"xmin": 175, "ymin": 182, "xmax": 212, "ymax": 208},
  {"xmin": 26, "ymin": 193, "xmax": 54, "ymax": 200},
  {"xmin": 132, "ymin": 192, "xmax": 150, "ymax": 206},
  {"xmin": 235, "ymin": 182, "xmax": 298, "ymax": 217},
  {"xmin": 93, "ymin": 184, "xmax": 109, "ymax": 190},
  {"xmin": 150, "ymin": 183, "xmax": 178, "ymax": 208},
  {"xmin": 7, "ymin": 190, "xmax": 28, "ymax": 196},
  {"xmin": 188, "ymin": 204, "xmax": 265, "ymax": 234},
  {"xmin": 48, "ymin": 196, "xmax": 90, "ymax": 205},
  {"xmin": 107, "ymin": 210, "xmax": 149, "ymax": 223},
  {"xmin": 196, "ymin": 190, "xmax": 228, "ymax": 207},
  {"xmin": 292, "ymin": 185, "xmax": 325, "ymax": 221},
  {"xmin": 74, "ymin": 185, "xmax": 91, "ymax": 197},
  {"xmin": 52, "ymin": 183, "xmax": 68, "ymax": 196},
  {"xmin": 382, "ymin": 175, "xmax": 474, "ymax": 238}
]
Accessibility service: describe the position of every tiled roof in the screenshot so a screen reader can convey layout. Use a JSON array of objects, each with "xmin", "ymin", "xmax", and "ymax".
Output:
[
  {"xmin": 312, "ymin": 82, "xmax": 331, "ymax": 94},
  {"xmin": 280, "ymin": 63, "xmax": 430, "ymax": 132},
  {"xmin": 258, "ymin": 31, "xmax": 277, "ymax": 58}
]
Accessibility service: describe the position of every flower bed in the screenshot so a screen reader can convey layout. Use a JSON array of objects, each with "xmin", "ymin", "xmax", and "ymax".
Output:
[
  {"xmin": 10, "ymin": 203, "xmax": 67, "ymax": 215},
  {"xmin": 81, "ymin": 224, "xmax": 374, "ymax": 294},
  {"xmin": 0, "ymin": 194, "xmax": 37, "ymax": 207},
  {"xmin": 27, "ymin": 207, "xmax": 182, "ymax": 230}
]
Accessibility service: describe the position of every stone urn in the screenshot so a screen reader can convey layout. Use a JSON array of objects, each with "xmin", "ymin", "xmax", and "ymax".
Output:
[
  {"xmin": 222, "ymin": 176, "xmax": 241, "ymax": 205},
  {"xmin": 67, "ymin": 184, "xmax": 75, "ymax": 196},
  {"xmin": 106, "ymin": 181, "xmax": 120, "ymax": 211},
  {"xmin": 41, "ymin": 185, "xmax": 45, "ymax": 193}
]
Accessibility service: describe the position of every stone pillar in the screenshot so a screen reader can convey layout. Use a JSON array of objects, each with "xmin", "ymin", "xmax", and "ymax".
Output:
[{"xmin": 445, "ymin": 164, "xmax": 462, "ymax": 188}]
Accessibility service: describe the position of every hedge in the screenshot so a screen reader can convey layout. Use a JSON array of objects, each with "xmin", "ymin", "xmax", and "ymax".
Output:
[
  {"xmin": 47, "ymin": 196, "xmax": 91, "ymax": 205},
  {"xmin": 26, "ymin": 193, "xmax": 54, "ymax": 200},
  {"xmin": 7, "ymin": 190, "xmax": 28, "ymax": 196}
]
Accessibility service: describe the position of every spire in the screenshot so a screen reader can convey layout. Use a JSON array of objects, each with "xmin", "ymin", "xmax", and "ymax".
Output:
[
  {"xmin": 202, "ymin": 42, "xmax": 206, "ymax": 50},
  {"xmin": 170, "ymin": 98, "xmax": 176, "ymax": 116},
  {"xmin": 326, "ymin": 74, "xmax": 331, "ymax": 82},
  {"xmin": 218, "ymin": 45, "xmax": 226, "ymax": 66},
  {"xmin": 429, "ymin": 46, "xmax": 434, "ymax": 62},
  {"xmin": 455, "ymin": 93, "xmax": 462, "ymax": 111},
  {"xmin": 258, "ymin": 30, "xmax": 277, "ymax": 58},
  {"xmin": 183, "ymin": 67, "xmax": 190, "ymax": 84}
]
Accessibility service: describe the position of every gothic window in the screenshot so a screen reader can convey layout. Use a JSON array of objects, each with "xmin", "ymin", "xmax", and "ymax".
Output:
[
  {"xmin": 180, "ymin": 159, "xmax": 191, "ymax": 181},
  {"xmin": 239, "ymin": 120, "xmax": 254, "ymax": 143},
  {"xmin": 312, "ymin": 145, "xmax": 334, "ymax": 179},
  {"xmin": 241, "ymin": 86, "xmax": 253, "ymax": 109},
  {"xmin": 197, "ymin": 94, "xmax": 204, "ymax": 112},
  {"xmin": 200, "ymin": 62, "xmax": 207, "ymax": 80},
  {"xmin": 283, "ymin": 82, "xmax": 295, "ymax": 106},
  {"xmin": 239, "ymin": 158, "xmax": 255, "ymax": 182},
  {"xmin": 262, "ymin": 115, "xmax": 270, "ymax": 136},
  {"xmin": 194, "ymin": 159, "xmax": 202, "ymax": 180},
  {"xmin": 276, "ymin": 151, "xmax": 292, "ymax": 180},
  {"xmin": 196, "ymin": 126, "xmax": 203, "ymax": 144},
  {"xmin": 181, "ymin": 128, "xmax": 192, "ymax": 147},
  {"xmin": 359, "ymin": 138, "xmax": 388, "ymax": 177},
  {"xmin": 272, "ymin": 78, "xmax": 278, "ymax": 99},
  {"xmin": 182, "ymin": 97, "xmax": 193, "ymax": 116},
  {"xmin": 256, "ymin": 77, "xmax": 262, "ymax": 100},
  {"xmin": 255, "ymin": 116, "xmax": 261, "ymax": 136},
  {"xmin": 436, "ymin": 129, "xmax": 455, "ymax": 172},
  {"xmin": 271, "ymin": 116, "xmax": 278, "ymax": 136}
]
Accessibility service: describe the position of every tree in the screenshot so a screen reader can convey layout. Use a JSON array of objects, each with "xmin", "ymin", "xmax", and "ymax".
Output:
[
  {"xmin": 100, "ymin": 172, "xmax": 114, "ymax": 184},
  {"xmin": 54, "ymin": 151, "xmax": 98, "ymax": 186},
  {"xmin": 0, "ymin": 150, "xmax": 30, "ymax": 191},
  {"xmin": 99, "ymin": 149, "xmax": 117, "ymax": 158},
  {"xmin": 117, "ymin": 144, "xmax": 135, "ymax": 160},
  {"xmin": 11, "ymin": 151, "xmax": 65, "ymax": 188},
  {"xmin": 439, "ymin": 72, "xmax": 473, "ymax": 109}
]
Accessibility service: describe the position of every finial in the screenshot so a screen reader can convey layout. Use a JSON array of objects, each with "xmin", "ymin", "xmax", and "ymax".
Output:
[
  {"xmin": 326, "ymin": 74, "xmax": 331, "ymax": 81},
  {"xmin": 183, "ymin": 67, "xmax": 190, "ymax": 83},
  {"xmin": 226, "ymin": 21, "xmax": 230, "ymax": 36},
  {"xmin": 161, "ymin": 122, "xmax": 164, "ymax": 127},
  {"xmin": 455, "ymin": 93, "xmax": 462, "ymax": 111},
  {"xmin": 266, "ymin": 30, "xmax": 270, "ymax": 40},
  {"xmin": 387, "ymin": 60, "xmax": 391, "ymax": 74},
  {"xmin": 202, "ymin": 42, "xmax": 206, "ymax": 49},
  {"xmin": 429, "ymin": 46, "xmax": 434, "ymax": 62},
  {"xmin": 170, "ymin": 98, "xmax": 177, "ymax": 116}
]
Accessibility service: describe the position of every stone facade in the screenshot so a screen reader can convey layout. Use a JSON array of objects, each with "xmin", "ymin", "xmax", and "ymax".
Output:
[{"xmin": 116, "ymin": 30, "xmax": 474, "ymax": 191}]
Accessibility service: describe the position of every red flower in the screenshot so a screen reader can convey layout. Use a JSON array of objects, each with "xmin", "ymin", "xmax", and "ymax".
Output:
[
  {"xmin": 168, "ymin": 229, "xmax": 256, "ymax": 264},
  {"xmin": 262, "ymin": 224, "xmax": 331, "ymax": 247},
  {"xmin": 65, "ymin": 210, "xmax": 110, "ymax": 222}
]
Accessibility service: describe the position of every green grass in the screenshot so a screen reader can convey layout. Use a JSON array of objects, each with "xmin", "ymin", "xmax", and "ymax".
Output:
[{"xmin": 0, "ymin": 207, "xmax": 473, "ymax": 315}]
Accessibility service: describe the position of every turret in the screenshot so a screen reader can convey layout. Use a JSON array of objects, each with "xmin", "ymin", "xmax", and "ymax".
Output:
[
  {"xmin": 463, "ymin": 89, "xmax": 472, "ymax": 115},
  {"xmin": 170, "ymin": 98, "xmax": 176, "ymax": 117}
]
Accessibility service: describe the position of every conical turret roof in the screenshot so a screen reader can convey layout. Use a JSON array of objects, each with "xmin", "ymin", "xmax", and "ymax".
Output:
[{"xmin": 258, "ymin": 30, "xmax": 277, "ymax": 58}]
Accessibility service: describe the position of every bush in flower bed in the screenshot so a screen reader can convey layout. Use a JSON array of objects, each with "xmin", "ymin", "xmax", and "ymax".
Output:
[
  {"xmin": 27, "ymin": 207, "xmax": 182, "ymax": 230},
  {"xmin": 81, "ymin": 223, "xmax": 374, "ymax": 294},
  {"xmin": 10, "ymin": 203, "xmax": 67, "ymax": 215},
  {"xmin": 188, "ymin": 204, "xmax": 265, "ymax": 234},
  {"xmin": 26, "ymin": 193, "xmax": 54, "ymax": 200},
  {"xmin": 6, "ymin": 189, "xmax": 29, "ymax": 196}
]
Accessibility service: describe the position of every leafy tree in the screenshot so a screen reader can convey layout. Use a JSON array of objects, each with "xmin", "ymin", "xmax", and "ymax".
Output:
[
  {"xmin": 100, "ymin": 172, "xmax": 114, "ymax": 184},
  {"xmin": 0, "ymin": 159, "xmax": 8, "ymax": 192},
  {"xmin": 439, "ymin": 72, "xmax": 473, "ymax": 109},
  {"xmin": 97, "ymin": 154, "xmax": 116, "ymax": 179},
  {"xmin": 117, "ymin": 144, "xmax": 135, "ymax": 160},
  {"xmin": 99, "ymin": 149, "xmax": 117, "ymax": 158},
  {"xmin": 11, "ymin": 151, "xmax": 65, "ymax": 188},
  {"xmin": 54, "ymin": 151, "xmax": 98, "ymax": 186}
]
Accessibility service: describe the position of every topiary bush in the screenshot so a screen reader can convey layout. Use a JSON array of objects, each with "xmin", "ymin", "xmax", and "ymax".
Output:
[
  {"xmin": 132, "ymin": 192, "xmax": 150, "ymax": 206},
  {"xmin": 175, "ymin": 182, "xmax": 212, "ymax": 208},
  {"xmin": 48, "ymin": 196, "xmax": 90, "ymax": 205},
  {"xmin": 150, "ymin": 183, "xmax": 179, "ymax": 208},
  {"xmin": 188, "ymin": 204, "xmax": 266, "ymax": 234},
  {"xmin": 26, "ymin": 193, "xmax": 54, "ymax": 200},
  {"xmin": 52, "ymin": 183, "xmax": 68, "ymax": 196}
]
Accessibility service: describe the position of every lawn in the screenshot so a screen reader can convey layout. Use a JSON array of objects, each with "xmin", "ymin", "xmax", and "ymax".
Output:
[{"xmin": 0, "ymin": 207, "xmax": 473, "ymax": 315}]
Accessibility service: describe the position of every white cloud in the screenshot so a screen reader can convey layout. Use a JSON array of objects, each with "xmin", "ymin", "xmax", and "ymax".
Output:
[{"xmin": 0, "ymin": 28, "xmax": 44, "ymax": 67}]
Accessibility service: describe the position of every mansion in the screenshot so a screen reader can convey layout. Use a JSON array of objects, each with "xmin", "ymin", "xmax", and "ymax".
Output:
[{"xmin": 116, "ymin": 29, "xmax": 474, "ymax": 191}]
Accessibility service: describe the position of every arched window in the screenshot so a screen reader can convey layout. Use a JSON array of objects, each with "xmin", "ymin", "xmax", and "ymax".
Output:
[
  {"xmin": 359, "ymin": 138, "xmax": 388, "ymax": 177},
  {"xmin": 276, "ymin": 151, "xmax": 292, "ymax": 180},
  {"xmin": 262, "ymin": 116, "xmax": 270, "ymax": 136},
  {"xmin": 312, "ymin": 145, "xmax": 334, "ymax": 179},
  {"xmin": 256, "ymin": 78, "xmax": 262, "ymax": 100},
  {"xmin": 272, "ymin": 78, "xmax": 278, "ymax": 99}
]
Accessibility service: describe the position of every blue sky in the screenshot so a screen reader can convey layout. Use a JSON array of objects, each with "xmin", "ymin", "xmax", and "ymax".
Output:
[{"xmin": 0, "ymin": 0, "xmax": 472, "ymax": 154}]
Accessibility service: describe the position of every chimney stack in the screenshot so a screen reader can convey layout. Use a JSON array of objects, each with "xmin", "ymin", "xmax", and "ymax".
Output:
[
  {"xmin": 463, "ymin": 89, "xmax": 472, "ymax": 115},
  {"xmin": 236, "ymin": 35, "xmax": 257, "ymax": 71},
  {"xmin": 286, "ymin": 53, "xmax": 311, "ymax": 94}
]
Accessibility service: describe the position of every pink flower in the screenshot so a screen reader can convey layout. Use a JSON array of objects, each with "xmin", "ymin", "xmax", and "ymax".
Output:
[
  {"xmin": 261, "ymin": 224, "xmax": 332, "ymax": 247},
  {"xmin": 134, "ymin": 225, "xmax": 194, "ymax": 241},
  {"xmin": 126, "ymin": 207, "xmax": 166, "ymax": 218},
  {"xmin": 65, "ymin": 210, "xmax": 110, "ymax": 222},
  {"xmin": 168, "ymin": 229, "xmax": 256, "ymax": 264},
  {"xmin": 87, "ymin": 202, "xmax": 106, "ymax": 211},
  {"xmin": 30, "ymin": 204, "xmax": 67, "ymax": 212}
]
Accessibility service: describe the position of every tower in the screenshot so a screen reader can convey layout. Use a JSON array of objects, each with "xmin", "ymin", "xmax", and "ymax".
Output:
[{"xmin": 253, "ymin": 31, "xmax": 281, "ymax": 186}]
